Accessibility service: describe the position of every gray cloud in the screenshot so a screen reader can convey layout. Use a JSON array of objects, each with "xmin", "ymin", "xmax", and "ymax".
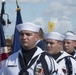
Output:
[{"xmin": 44, "ymin": 0, "xmax": 76, "ymax": 17}]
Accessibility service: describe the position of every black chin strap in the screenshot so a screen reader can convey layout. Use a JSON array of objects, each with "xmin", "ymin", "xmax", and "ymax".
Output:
[{"xmin": 18, "ymin": 53, "xmax": 39, "ymax": 75}]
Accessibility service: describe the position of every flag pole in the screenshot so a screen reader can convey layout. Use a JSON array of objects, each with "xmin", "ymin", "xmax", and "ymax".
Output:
[
  {"xmin": 16, "ymin": 0, "xmax": 19, "ymax": 8},
  {"xmin": 0, "ymin": 0, "xmax": 6, "ymax": 68},
  {"xmin": 1, "ymin": 0, "xmax": 5, "ymax": 19},
  {"xmin": 16, "ymin": 0, "xmax": 20, "ymax": 11},
  {"xmin": 12, "ymin": 0, "xmax": 23, "ymax": 53}
]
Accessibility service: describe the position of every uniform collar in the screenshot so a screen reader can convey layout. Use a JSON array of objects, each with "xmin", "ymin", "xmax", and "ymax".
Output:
[
  {"xmin": 36, "ymin": 39, "xmax": 41, "ymax": 45},
  {"xmin": 56, "ymin": 51, "xmax": 72, "ymax": 61},
  {"xmin": 69, "ymin": 51, "xmax": 75, "ymax": 56},
  {"xmin": 32, "ymin": 46, "xmax": 43, "ymax": 58},
  {"xmin": 19, "ymin": 46, "xmax": 43, "ymax": 59}
]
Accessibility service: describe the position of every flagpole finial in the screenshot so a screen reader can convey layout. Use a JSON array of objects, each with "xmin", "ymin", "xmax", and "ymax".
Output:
[
  {"xmin": 3, "ymin": 0, "xmax": 5, "ymax": 2},
  {"xmin": 2, "ymin": 0, "xmax": 5, "ymax": 4},
  {"xmin": 16, "ymin": 0, "xmax": 21, "ymax": 11}
]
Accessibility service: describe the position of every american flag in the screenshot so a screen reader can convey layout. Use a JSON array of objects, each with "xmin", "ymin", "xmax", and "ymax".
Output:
[{"xmin": 0, "ymin": 17, "xmax": 8, "ymax": 68}]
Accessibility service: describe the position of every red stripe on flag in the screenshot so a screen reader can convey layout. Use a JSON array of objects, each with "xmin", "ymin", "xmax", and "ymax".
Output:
[{"xmin": 0, "ymin": 53, "xmax": 8, "ymax": 61}]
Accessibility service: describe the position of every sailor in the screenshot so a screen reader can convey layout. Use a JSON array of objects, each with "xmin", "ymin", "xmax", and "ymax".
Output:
[
  {"xmin": 44, "ymin": 31, "xmax": 76, "ymax": 75},
  {"xmin": 63, "ymin": 31, "xmax": 76, "ymax": 60},
  {"xmin": 0, "ymin": 22, "xmax": 64, "ymax": 75}
]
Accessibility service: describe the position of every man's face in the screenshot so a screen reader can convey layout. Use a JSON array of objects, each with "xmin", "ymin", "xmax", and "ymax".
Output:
[
  {"xmin": 63, "ymin": 39, "xmax": 76, "ymax": 53},
  {"xmin": 20, "ymin": 30, "xmax": 38, "ymax": 50},
  {"xmin": 45, "ymin": 39, "xmax": 62, "ymax": 54}
]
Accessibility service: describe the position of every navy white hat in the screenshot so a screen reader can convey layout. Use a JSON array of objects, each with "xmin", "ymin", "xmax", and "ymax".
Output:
[
  {"xmin": 44, "ymin": 32, "xmax": 64, "ymax": 41},
  {"xmin": 64, "ymin": 32, "xmax": 76, "ymax": 40},
  {"xmin": 16, "ymin": 22, "xmax": 40, "ymax": 32}
]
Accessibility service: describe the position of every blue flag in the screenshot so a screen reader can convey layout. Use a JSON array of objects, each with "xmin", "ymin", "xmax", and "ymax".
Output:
[
  {"xmin": 12, "ymin": 7, "xmax": 23, "ymax": 53},
  {"xmin": 0, "ymin": 17, "xmax": 8, "ymax": 68}
]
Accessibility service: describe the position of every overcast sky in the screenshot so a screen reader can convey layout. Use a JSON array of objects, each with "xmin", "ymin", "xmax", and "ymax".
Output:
[{"xmin": 0, "ymin": 0, "xmax": 76, "ymax": 38}]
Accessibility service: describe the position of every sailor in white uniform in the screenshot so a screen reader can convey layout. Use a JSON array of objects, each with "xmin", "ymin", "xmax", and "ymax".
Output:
[
  {"xmin": 44, "ymin": 32, "xmax": 76, "ymax": 75},
  {"xmin": 63, "ymin": 31, "xmax": 76, "ymax": 60},
  {"xmin": 0, "ymin": 22, "xmax": 64, "ymax": 75}
]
